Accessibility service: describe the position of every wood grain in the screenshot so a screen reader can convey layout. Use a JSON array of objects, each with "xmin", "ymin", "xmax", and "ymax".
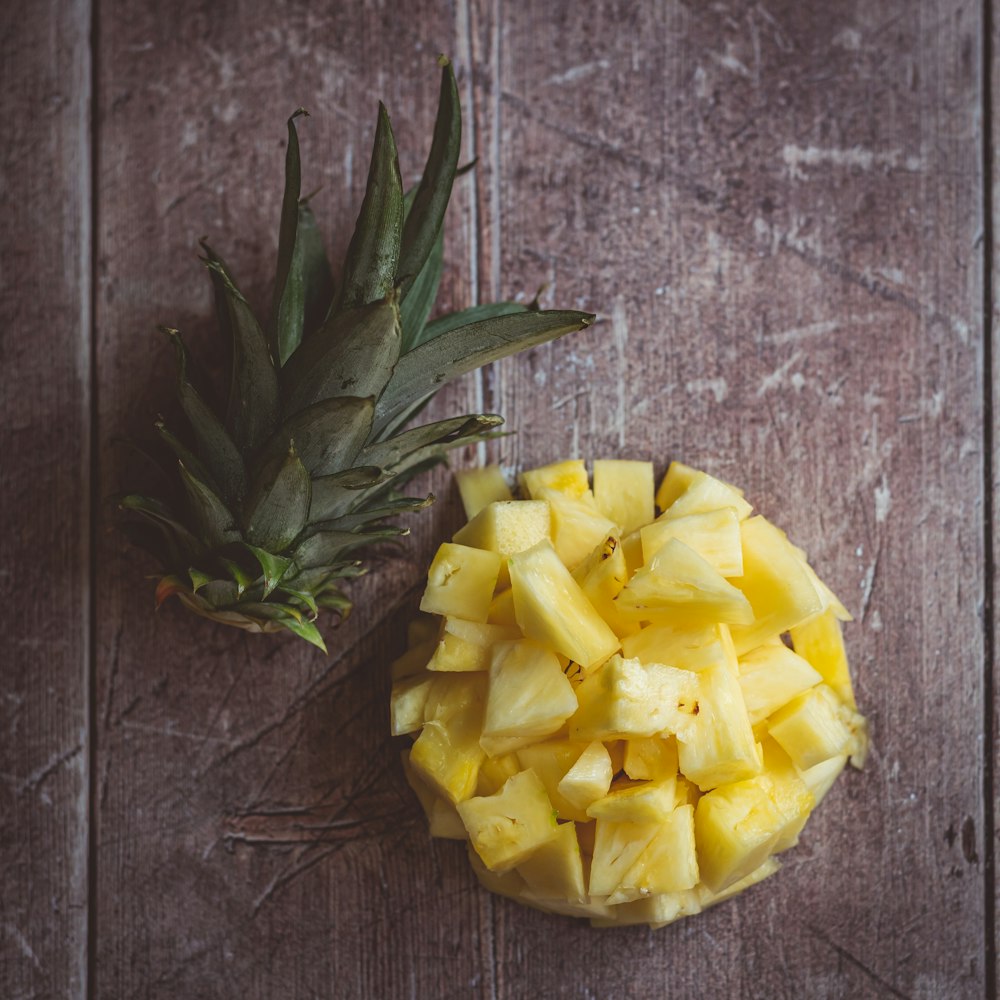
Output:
[
  {"xmin": 0, "ymin": 0, "xmax": 985, "ymax": 996},
  {"xmin": 0, "ymin": 2, "xmax": 92, "ymax": 998}
]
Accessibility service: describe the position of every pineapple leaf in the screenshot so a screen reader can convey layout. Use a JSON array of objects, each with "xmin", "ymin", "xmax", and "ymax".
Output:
[
  {"xmin": 243, "ymin": 442, "xmax": 312, "ymax": 551},
  {"xmin": 397, "ymin": 57, "xmax": 460, "ymax": 299},
  {"xmin": 220, "ymin": 557, "xmax": 255, "ymax": 595},
  {"xmin": 165, "ymin": 329, "xmax": 248, "ymax": 505},
  {"xmin": 337, "ymin": 102, "xmax": 403, "ymax": 311},
  {"xmin": 275, "ymin": 584, "xmax": 320, "ymax": 616},
  {"xmin": 292, "ymin": 525, "xmax": 408, "ymax": 570},
  {"xmin": 399, "ymin": 225, "xmax": 444, "ymax": 352},
  {"xmin": 373, "ymin": 309, "xmax": 594, "ymax": 433},
  {"xmin": 188, "ymin": 567, "xmax": 214, "ymax": 593},
  {"xmin": 316, "ymin": 493, "xmax": 434, "ymax": 532},
  {"xmin": 297, "ymin": 201, "xmax": 335, "ymax": 340},
  {"xmin": 154, "ymin": 419, "xmax": 221, "ymax": 499},
  {"xmin": 283, "ymin": 297, "xmax": 401, "ymax": 414},
  {"xmin": 309, "ymin": 468, "xmax": 393, "ymax": 523},
  {"xmin": 119, "ymin": 493, "xmax": 207, "ymax": 565},
  {"xmin": 316, "ymin": 590, "xmax": 353, "ymax": 614},
  {"xmin": 245, "ymin": 544, "xmax": 294, "ymax": 596},
  {"xmin": 360, "ymin": 413, "xmax": 503, "ymax": 468},
  {"xmin": 411, "ymin": 302, "xmax": 528, "ymax": 350},
  {"xmin": 277, "ymin": 615, "xmax": 328, "ymax": 652},
  {"xmin": 201, "ymin": 245, "xmax": 280, "ymax": 454},
  {"xmin": 260, "ymin": 396, "xmax": 374, "ymax": 477},
  {"xmin": 269, "ymin": 108, "xmax": 308, "ymax": 365},
  {"xmin": 178, "ymin": 462, "xmax": 242, "ymax": 550}
]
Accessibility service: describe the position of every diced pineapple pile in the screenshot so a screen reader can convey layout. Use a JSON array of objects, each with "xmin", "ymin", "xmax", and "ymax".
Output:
[{"xmin": 391, "ymin": 459, "xmax": 867, "ymax": 928}]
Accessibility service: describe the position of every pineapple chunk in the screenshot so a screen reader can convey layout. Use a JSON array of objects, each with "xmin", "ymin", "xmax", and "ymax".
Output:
[
  {"xmin": 516, "ymin": 821, "xmax": 587, "ymax": 902},
  {"xmin": 455, "ymin": 464, "xmax": 512, "ymax": 519},
  {"xmin": 457, "ymin": 768, "xmax": 560, "ymax": 871},
  {"xmin": 537, "ymin": 487, "xmax": 618, "ymax": 570},
  {"xmin": 410, "ymin": 715, "xmax": 485, "ymax": 805},
  {"xmin": 516, "ymin": 739, "xmax": 591, "ymax": 822},
  {"xmin": 390, "ymin": 674, "xmax": 434, "ymax": 735},
  {"xmin": 391, "ymin": 638, "xmax": 435, "ymax": 680},
  {"xmin": 616, "ymin": 539, "xmax": 753, "ymax": 626},
  {"xmin": 729, "ymin": 516, "xmax": 825, "ymax": 655},
  {"xmin": 624, "ymin": 737, "xmax": 678, "ymax": 781},
  {"xmin": 640, "ymin": 509, "xmax": 743, "ymax": 577},
  {"xmin": 767, "ymin": 684, "xmax": 851, "ymax": 770},
  {"xmin": 427, "ymin": 619, "xmax": 520, "ymax": 673},
  {"xmin": 790, "ymin": 609, "xmax": 857, "ymax": 709},
  {"xmin": 572, "ymin": 535, "xmax": 639, "ymax": 639},
  {"xmin": 487, "ymin": 587, "xmax": 517, "ymax": 626},
  {"xmin": 799, "ymin": 753, "xmax": 848, "ymax": 806},
  {"xmin": 509, "ymin": 540, "xmax": 620, "ymax": 670},
  {"xmin": 419, "ymin": 542, "xmax": 501, "ymax": 623},
  {"xmin": 401, "ymin": 753, "xmax": 467, "ymax": 840},
  {"xmin": 570, "ymin": 655, "xmax": 700, "ymax": 742},
  {"xmin": 557, "ymin": 741, "xmax": 614, "ymax": 812},
  {"xmin": 622, "ymin": 622, "xmax": 737, "ymax": 673},
  {"xmin": 759, "ymin": 739, "xmax": 815, "ymax": 851},
  {"xmin": 589, "ymin": 819, "xmax": 660, "ymax": 896},
  {"xmin": 453, "ymin": 499, "xmax": 551, "ymax": 587},
  {"xmin": 694, "ymin": 777, "xmax": 786, "ymax": 892},
  {"xmin": 737, "ymin": 642, "xmax": 822, "ymax": 724},
  {"xmin": 483, "ymin": 640, "xmax": 578, "ymax": 740},
  {"xmin": 654, "ymin": 461, "xmax": 699, "ymax": 512},
  {"xmin": 519, "ymin": 459, "xmax": 589, "ymax": 499},
  {"xmin": 593, "ymin": 888, "xmax": 703, "ymax": 929},
  {"xmin": 422, "ymin": 673, "xmax": 488, "ymax": 724},
  {"xmin": 677, "ymin": 661, "xmax": 761, "ymax": 790},
  {"xmin": 609, "ymin": 803, "xmax": 699, "ymax": 901},
  {"xmin": 586, "ymin": 777, "xmax": 677, "ymax": 823},
  {"xmin": 697, "ymin": 856, "xmax": 780, "ymax": 910},
  {"xmin": 476, "ymin": 752, "xmax": 522, "ymax": 796},
  {"xmin": 620, "ymin": 529, "xmax": 644, "ymax": 577},
  {"xmin": 467, "ymin": 843, "xmax": 532, "ymax": 900},
  {"xmin": 592, "ymin": 459, "xmax": 655, "ymax": 534},
  {"xmin": 660, "ymin": 469, "xmax": 752, "ymax": 521}
]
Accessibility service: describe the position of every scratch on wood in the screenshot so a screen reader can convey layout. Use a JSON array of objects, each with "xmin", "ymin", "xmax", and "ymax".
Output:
[
  {"xmin": 807, "ymin": 924, "xmax": 914, "ymax": 1000},
  {"xmin": 4, "ymin": 922, "xmax": 42, "ymax": 970},
  {"xmin": 17, "ymin": 743, "xmax": 83, "ymax": 794}
]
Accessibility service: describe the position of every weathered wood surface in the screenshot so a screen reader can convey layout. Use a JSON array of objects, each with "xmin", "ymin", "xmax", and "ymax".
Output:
[
  {"xmin": 2, "ymin": 0, "xmax": 994, "ymax": 997},
  {"xmin": 0, "ymin": 2, "xmax": 92, "ymax": 998}
]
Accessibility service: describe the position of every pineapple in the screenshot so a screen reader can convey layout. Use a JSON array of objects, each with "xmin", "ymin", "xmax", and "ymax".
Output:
[
  {"xmin": 119, "ymin": 59, "xmax": 593, "ymax": 650},
  {"xmin": 455, "ymin": 465, "xmax": 513, "ymax": 519},
  {"xmin": 396, "ymin": 458, "xmax": 867, "ymax": 928},
  {"xmin": 419, "ymin": 542, "xmax": 502, "ymax": 622}
]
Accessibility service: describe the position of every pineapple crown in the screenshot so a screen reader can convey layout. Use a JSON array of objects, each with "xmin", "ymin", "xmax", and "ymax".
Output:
[{"xmin": 118, "ymin": 57, "xmax": 595, "ymax": 651}]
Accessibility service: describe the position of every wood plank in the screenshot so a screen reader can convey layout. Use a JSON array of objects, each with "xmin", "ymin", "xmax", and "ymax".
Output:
[
  {"xmin": 990, "ymin": 1, "xmax": 999, "ymax": 992},
  {"xmin": 0, "ymin": 2, "xmax": 92, "ymax": 998},
  {"xmin": 477, "ymin": 0, "xmax": 988, "ymax": 996},
  {"xmin": 93, "ymin": 2, "xmax": 494, "ymax": 996}
]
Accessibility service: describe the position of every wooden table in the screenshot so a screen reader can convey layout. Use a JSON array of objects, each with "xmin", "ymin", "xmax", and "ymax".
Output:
[{"xmin": 3, "ymin": 1, "xmax": 996, "ymax": 997}]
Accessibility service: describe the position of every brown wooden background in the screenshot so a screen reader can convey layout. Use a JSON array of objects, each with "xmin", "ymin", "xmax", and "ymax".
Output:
[{"xmin": 2, "ymin": 0, "xmax": 997, "ymax": 997}]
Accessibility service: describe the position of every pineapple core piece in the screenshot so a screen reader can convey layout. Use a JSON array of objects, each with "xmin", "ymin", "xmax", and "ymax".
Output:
[
  {"xmin": 399, "ymin": 458, "xmax": 866, "ymax": 929},
  {"xmin": 458, "ymin": 768, "xmax": 560, "ymax": 871},
  {"xmin": 420, "ymin": 542, "xmax": 501, "ymax": 623}
]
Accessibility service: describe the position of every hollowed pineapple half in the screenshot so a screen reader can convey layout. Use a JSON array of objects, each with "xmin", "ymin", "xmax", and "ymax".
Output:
[{"xmin": 393, "ymin": 459, "xmax": 867, "ymax": 928}]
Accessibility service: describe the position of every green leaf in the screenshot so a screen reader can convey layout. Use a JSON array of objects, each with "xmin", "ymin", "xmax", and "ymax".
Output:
[
  {"xmin": 220, "ymin": 557, "xmax": 255, "ymax": 595},
  {"xmin": 269, "ymin": 108, "xmax": 308, "ymax": 365},
  {"xmin": 412, "ymin": 302, "xmax": 529, "ymax": 350},
  {"xmin": 316, "ymin": 590, "xmax": 353, "ymax": 615},
  {"xmin": 188, "ymin": 567, "xmax": 214, "ymax": 593},
  {"xmin": 337, "ymin": 103, "xmax": 403, "ymax": 311},
  {"xmin": 397, "ymin": 57, "xmax": 461, "ymax": 300},
  {"xmin": 242, "ymin": 443, "xmax": 312, "ymax": 551},
  {"xmin": 154, "ymin": 419, "xmax": 221, "ymax": 498},
  {"xmin": 399, "ymin": 225, "xmax": 443, "ymax": 352},
  {"xmin": 201, "ymin": 245, "xmax": 280, "ymax": 454},
  {"xmin": 373, "ymin": 309, "xmax": 595, "ymax": 434},
  {"xmin": 309, "ymin": 468, "xmax": 391, "ymax": 523},
  {"xmin": 360, "ymin": 412, "xmax": 503, "ymax": 469},
  {"xmin": 282, "ymin": 297, "xmax": 401, "ymax": 415},
  {"xmin": 177, "ymin": 463, "xmax": 242, "ymax": 550},
  {"xmin": 164, "ymin": 330, "xmax": 248, "ymax": 505},
  {"xmin": 275, "ymin": 584, "xmax": 319, "ymax": 616},
  {"xmin": 278, "ymin": 615, "xmax": 328, "ymax": 652},
  {"xmin": 258, "ymin": 396, "xmax": 375, "ymax": 478},
  {"xmin": 298, "ymin": 201, "xmax": 335, "ymax": 339},
  {"xmin": 119, "ymin": 493, "xmax": 207, "ymax": 565},
  {"xmin": 245, "ymin": 544, "xmax": 294, "ymax": 596},
  {"xmin": 292, "ymin": 525, "xmax": 408, "ymax": 569},
  {"xmin": 323, "ymin": 494, "xmax": 434, "ymax": 532}
]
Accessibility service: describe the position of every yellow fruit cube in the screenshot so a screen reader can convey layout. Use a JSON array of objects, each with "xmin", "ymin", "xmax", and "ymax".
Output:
[
  {"xmin": 767, "ymin": 684, "xmax": 852, "ymax": 770},
  {"xmin": 622, "ymin": 622, "xmax": 737, "ymax": 673},
  {"xmin": 537, "ymin": 487, "xmax": 618, "ymax": 570},
  {"xmin": 694, "ymin": 777, "xmax": 785, "ymax": 892},
  {"xmin": 569, "ymin": 655, "xmax": 700, "ymax": 742},
  {"xmin": 410, "ymin": 715, "xmax": 485, "ymax": 805},
  {"xmin": 592, "ymin": 459, "xmax": 655, "ymax": 534},
  {"xmin": 455, "ymin": 464, "xmax": 512, "ymax": 519},
  {"xmin": 390, "ymin": 638, "xmax": 435, "ymax": 680},
  {"xmin": 616, "ymin": 538, "xmax": 753, "ymax": 626},
  {"xmin": 509, "ymin": 541, "xmax": 620, "ymax": 670},
  {"xmin": 457, "ymin": 768, "xmax": 560, "ymax": 871},
  {"xmin": 572, "ymin": 535, "xmax": 639, "ymax": 639},
  {"xmin": 556, "ymin": 741, "xmax": 614, "ymax": 812},
  {"xmin": 483, "ymin": 640, "xmax": 578, "ymax": 740},
  {"xmin": 696, "ymin": 856, "xmax": 780, "ymax": 910},
  {"xmin": 519, "ymin": 459, "xmax": 590, "ymax": 499},
  {"xmin": 487, "ymin": 587, "xmax": 517, "ymax": 625},
  {"xmin": 790, "ymin": 609, "xmax": 857, "ymax": 709},
  {"xmin": 419, "ymin": 542, "xmax": 502, "ymax": 623},
  {"xmin": 677, "ymin": 661, "xmax": 761, "ymax": 790},
  {"xmin": 453, "ymin": 499, "xmax": 551, "ymax": 587},
  {"xmin": 624, "ymin": 737, "xmax": 678, "ymax": 781},
  {"xmin": 390, "ymin": 674, "xmax": 434, "ymax": 735},
  {"xmin": 476, "ymin": 752, "xmax": 522, "ymax": 796},
  {"xmin": 516, "ymin": 821, "xmax": 587, "ymax": 902},
  {"xmin": 401, "ymin": 753, "xmax": 467, "ymax": 840},
  {"xmin": 516, "ymin": 739, "xmax": 591, "ymax": 822},
  {"xmin": 737, "ymin": 642, "xmax": 822, "ymax": 724},
  {"xmin": 659, "ymin": 469, "xmax": 752, "ymax": 521},
  {"xmin": 609, "ymin": 803, "xmax": 699, "ymax": 901},
  {"xmin": 426, "ymin": 619, "xmax": 520, "ymax": 673},
  {"xmin": 654, "ymin": 461, "xmax": 699, "ymax": 511},
  {"xmin": 640, "ymin": 508, "xmax": 743, "ymax": 577},
  {"xmin": 729, "ymin": 516, "xmax": 825, "ymax": 655},
  {"xmin": 759, "ymin": 739, "xmax": 815, "ymax": 852},
  {"xmin": 586, "ymin": 777, "xmax": 677, "ymax": 823},
  {"xmin": 589, "ymin": 818, "xmax": 660, "ymax": 896},
  {"xmin": 799, "ymin": 753, "xmax": 848, "ymax": 806}
]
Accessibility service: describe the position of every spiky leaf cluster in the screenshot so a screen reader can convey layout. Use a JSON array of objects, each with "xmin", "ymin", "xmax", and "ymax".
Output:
[{"xmin": 119, "ymin": 58, "xmax": 594, "ymax": 650}]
